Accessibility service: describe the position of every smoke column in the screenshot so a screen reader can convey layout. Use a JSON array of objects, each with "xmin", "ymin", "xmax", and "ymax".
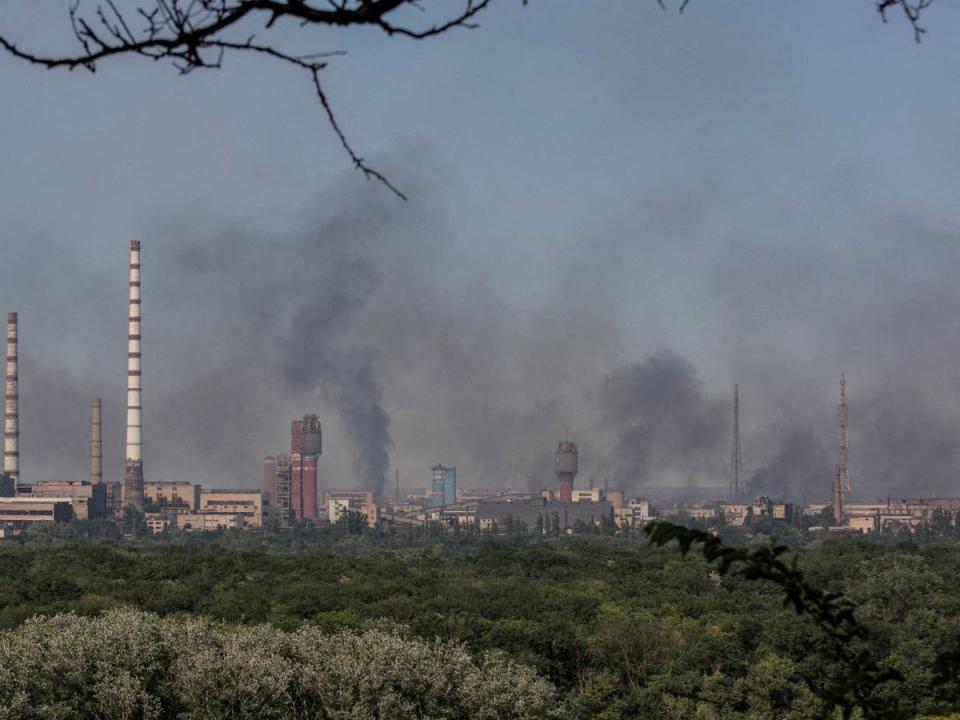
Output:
[
  {"xmin": 124, "ymin": 240, "xmax": 144, "ymax": 511},
  {"xmin": 4, "ymin": 312, "xmax": 18, "ymax": 486},
  {"xmin": 601, "ymin": 351, "xmax": 726, "ymax": 487}
]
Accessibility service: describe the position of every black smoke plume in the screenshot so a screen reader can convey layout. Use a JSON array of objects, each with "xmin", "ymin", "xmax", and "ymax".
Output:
[
  {"xmin": 748, "ymin": 425, "xmax": 831, "ymax": 503},
  {"xmin": 600, "ymin": 351, "xmax": 726, "ymax": 489}
]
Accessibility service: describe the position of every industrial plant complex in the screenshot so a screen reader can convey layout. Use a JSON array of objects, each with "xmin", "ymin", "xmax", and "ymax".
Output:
[{"xmin": 0, "ymin": 241, "xmax": 957, "ymax": 539}]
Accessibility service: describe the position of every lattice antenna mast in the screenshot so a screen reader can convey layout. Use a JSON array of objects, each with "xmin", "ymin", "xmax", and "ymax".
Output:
[
  {"xmin": 833, "ymin": 373, "xmax": 849, "ymax": 524},
  {"xmin": 837, "ymin": 373, "xmax": 849, "ymax": 494},
  {"xmin": 730, "ymin": 384, "xmax": 743, "ymax": 502}
]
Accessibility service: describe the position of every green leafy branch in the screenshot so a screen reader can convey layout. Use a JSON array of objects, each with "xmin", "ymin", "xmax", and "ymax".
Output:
[{"xmin": 644, "ymin": 521, "xmax": 905, "ymax": 720}]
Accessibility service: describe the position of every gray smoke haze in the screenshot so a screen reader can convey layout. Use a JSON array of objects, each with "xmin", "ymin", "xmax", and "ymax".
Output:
[
  {"xmin": 855, "ymin": 386, "xmax": 960, "ymax": 500},
  {"xmin": 600, "ymin": 351, "xmax": 726, "ymax": 488},
  {"xmin": 748, "ymin": 425, "xmax": 831, "ymax": 503},
  {"xmin": 116, "ymin": 155, "xmax": 617, "ymax": 495},
  {"xmin": 280, "ymin": 246, "xmax": 391, "ymax": 496},
  {"xmin": 8, "ymin": 2, "xmax": 960, "ymax": 505},
  {"xmin": 8, "ymin": 154, "xmax": 960, "ymax": 505}
]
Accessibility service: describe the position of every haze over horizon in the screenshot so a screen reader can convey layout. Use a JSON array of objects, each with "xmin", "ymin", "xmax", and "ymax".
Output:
[{"xmin": 2, "ymin": 2, "xmax": 959, "ymax": 502}]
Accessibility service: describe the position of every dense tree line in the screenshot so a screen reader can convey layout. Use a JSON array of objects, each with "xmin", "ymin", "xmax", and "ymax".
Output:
[{"xmin": 1, "ymin": 532, "xmax": 960, "ymax": 717}]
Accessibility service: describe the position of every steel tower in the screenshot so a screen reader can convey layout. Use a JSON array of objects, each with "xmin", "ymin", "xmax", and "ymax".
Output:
[
  {"xmin": 832, "ymin": 373, "xmax": 849, "ymax": 525},
  {"xmin": 730, "ymin": 384, "xmax": 742, "ymax": 502}
]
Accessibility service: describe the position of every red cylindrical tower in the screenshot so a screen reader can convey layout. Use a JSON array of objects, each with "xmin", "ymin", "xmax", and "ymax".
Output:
[
  {"xmin": 554, "ymin": 441, "xmax": 578, "ymax": 503},
  {"xmin": 301, "ymin": 453, "xmax": 318, "ymax": 521},
  {"xmin": 289, "ymin": 414, "xmax": 321, "ymax": 521}
]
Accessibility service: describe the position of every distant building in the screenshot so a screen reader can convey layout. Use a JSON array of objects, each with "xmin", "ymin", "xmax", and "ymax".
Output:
[
  {"xmin": 719, "ymin": 496, "xmax": 793, "ymax": 525},
  {"xmin": 290, "ymin": 415, "xmax": 321, "ymax": 522},
  {"xmin": 262, "ymin": 415, "xmax": 322, "ymax": 526},
  {"xmin": 476, "ymin": 497, "xmax": 612, "ymax": 531},
  {"xmin": 326, "ymin": 490, "xmax": 378, "ymax": 527},
  {"xmin": 103, "ymin": 482, "xmax": 124, "ymax": 518},
  {"xmin": 30, "ymin": 480, "xmax": 107, "ymax": 520},
  {"xmin": 604, "ymin": 489, "xmax": 625, "ymax": 508},
  {"xmin": 720, "ymin": 503, "xmax": 751, "ymax": 526},
  {"xmin": 615, "ymin": 498, "xmax": 652, "ymax": 528},
  {"xmin": 0, "ymin": 497, "xmax": 73, "ymax": 531},
  {"xmin": 571, "ymin": 488, "xmax": 602, "ymax": 503},
  {"xmin": 457, "ymin": 488, "xmax": 525, "ymax": 503},
  {"xmin": 430, "ymin": 465, "xmax": 456, "ymax": 507},
  {"xmin": 751, "ymin": 495, "xmax": 794, "ymax": 521},
  {"xmin": 144, "ymin": 513, "xmax": 174, "ymax": 534},
  {"xmin": 426, "ymin": 504, "xmax": 475, "ymax": 526},
  {"xmin": 200, "ymin": 489, "xmax": 264, "ymax": 528},
  {"xmin": 144, "ymin": 481, "xmax": 199, "ymax": 513},
  {"xmin": 264, "ymin": 455, "xmax": 293, "ymax": 527},
  {"xmin": 848, "ymin": 516, "xmax": 876, "ymax": 534},
  {"xmin": 177, "ymin": 512, "xmax": 245, "ymax": 532}
]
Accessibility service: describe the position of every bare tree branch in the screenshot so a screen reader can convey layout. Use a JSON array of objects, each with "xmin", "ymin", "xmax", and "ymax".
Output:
[
  {"xmin": 0, "ymin": 1, "xmax": 496, "ymax": 199},
  {"xmin": 0, "ymin": 1, "xmax": 939, "ymax": 197},
  {"xmin": 877, "ymin": 0, "xmax": 934, "ymax": 42}
]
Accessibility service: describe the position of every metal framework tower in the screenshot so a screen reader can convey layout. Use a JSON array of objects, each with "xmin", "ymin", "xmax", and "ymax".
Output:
[
  {"xmin": 730, "ymin": 384, "xmax": 742, "ymax": 502},
  {"xmin": 832, "ymin": 373, "xmax": 849, "ymax": 525}
]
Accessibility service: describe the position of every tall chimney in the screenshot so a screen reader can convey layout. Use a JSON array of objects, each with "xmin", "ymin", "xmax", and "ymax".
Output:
[
  {"xmin": 91, "ymin": 399, "xmax": 102, "ymax": 485},
  {"xmin": 4, "ymin": 312, "xmax": 19, "ymax": 487},
  {"xmin": 124, "ymin": 241, "xmax": 144, "ymax": 511}
]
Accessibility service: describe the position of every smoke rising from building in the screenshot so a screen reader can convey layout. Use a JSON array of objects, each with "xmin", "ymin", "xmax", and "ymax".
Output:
[{"xmin": 280, "ymin": 252, "xmax": 391, "ymax": 499}]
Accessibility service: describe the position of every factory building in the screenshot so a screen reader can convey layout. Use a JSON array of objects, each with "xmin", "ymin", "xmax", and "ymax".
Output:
[
  {"xmin": 145, "ymin": 514, "xmax": 174, "ymax": 534},
  {"xmin": 291, "ymin": 415, "xmax": 321, "ymax": 521},
  {"xmin": 0, "ymin": 497, "xmax": 73, "ymax": 529},
  {"xmin": 0, "ymin": 472, "xmax": 14, "ymax": 498},
  {"xmin": 614, "ymin": 498, "xmax": 652, "ymax": 529},
  {"xmin": 103, "ymin": 482, "xmax": 124, "ymax": 517},
  {"xmin": 29, "ymin": 480, "xmax": 107, "ymax": 520},
  {"xmin": 476, "ymin": 496, "xmax": 613, "ymax": 531},
  {"xmin": 144, "ymin": 481, "xmax": 200, "ymax": 513},
  {"xmin": 456, "ymin": 488, "xmax": 526, "ymax": 503},
  {"xmin": 430, "ymin": 464, "xmax": 456, "ymax": 507},
  {"xmin": 263, "ymin": 455, "xmax": 292, "ymax": 526},
  {"xmin": 176, "ymin": 512, "xmax": 246, "ymax": 532},
  {"xmin": 571, "ymin": 488, "xmax": 602, "ymax": 503},
  {"xmin": 199, "ymin": 489, "xmax": 264, "ymax": 528},
  {"xmin": 263, "ymin": 415, "xmax": 321, "ymax": 526},
  {"xmin": 326, "ymin": 490, "xmax": 378, "ymax": 527},
  {"xmin": 719, "ymin": 497, "xmax": 794, "ymax": 526}
]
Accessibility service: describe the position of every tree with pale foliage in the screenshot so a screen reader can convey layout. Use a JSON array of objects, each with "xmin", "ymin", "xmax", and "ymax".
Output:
[{"xmin": 0, "ymin": 608, "xmax": 564, "ymax": 719}]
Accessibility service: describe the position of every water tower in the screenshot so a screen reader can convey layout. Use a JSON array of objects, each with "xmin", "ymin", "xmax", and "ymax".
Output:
[{"xmin": 554, "ymin": 441, "xmax": 578, "ymax": 503}]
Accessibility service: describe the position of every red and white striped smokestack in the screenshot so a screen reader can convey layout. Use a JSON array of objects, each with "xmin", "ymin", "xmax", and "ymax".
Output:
[
  {"xmin": 91, "ymin": 399, "xmax": 102, "ymax": 486},
  {"xmin": 4, "ymin": 312, "xmax": 19, "ymax": 487},
  {"xmin": 124, "ymin": 241, "xmax": 144, "ymax": 511}
]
